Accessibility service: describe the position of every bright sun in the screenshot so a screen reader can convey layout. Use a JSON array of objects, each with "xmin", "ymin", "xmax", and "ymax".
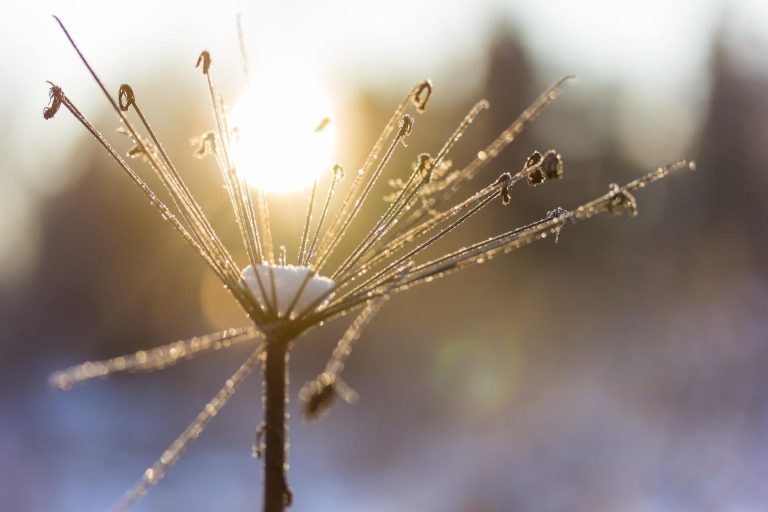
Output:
[{"xmin": 229, "ymin": 70, "xmax": 336, "ymax": 194}]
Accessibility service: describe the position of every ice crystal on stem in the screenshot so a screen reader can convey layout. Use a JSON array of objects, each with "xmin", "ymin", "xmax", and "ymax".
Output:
[{"xmin": 44, "ymin": 15, "xmax": 694, "ymax": 512}]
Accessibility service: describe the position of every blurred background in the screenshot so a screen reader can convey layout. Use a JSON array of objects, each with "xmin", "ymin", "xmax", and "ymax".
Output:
[{"xmin": 1, "ymin": 1, "xmax": 767, "ymax": 511}]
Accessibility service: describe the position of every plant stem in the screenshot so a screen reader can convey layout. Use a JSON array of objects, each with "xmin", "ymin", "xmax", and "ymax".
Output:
[{"xmin": 263, "ymin": 334, "xmax": 291, "ymax": 512}]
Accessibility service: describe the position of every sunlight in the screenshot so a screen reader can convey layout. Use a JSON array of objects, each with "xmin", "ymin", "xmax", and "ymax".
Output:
[{"xmin": 228, "ymin": 69, "xmax": 336, "ymax": 194}]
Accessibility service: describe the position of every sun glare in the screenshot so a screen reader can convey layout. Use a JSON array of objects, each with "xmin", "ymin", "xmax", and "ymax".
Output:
[{"xmin": 229, "ymin": 70, "xmax": 336, "ymax": 194}]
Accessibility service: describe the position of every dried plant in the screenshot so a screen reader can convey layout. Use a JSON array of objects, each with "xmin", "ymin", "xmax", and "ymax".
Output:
[{"xmin": 44, "ymin": 16, "xmax": 695, "ymax": 512}]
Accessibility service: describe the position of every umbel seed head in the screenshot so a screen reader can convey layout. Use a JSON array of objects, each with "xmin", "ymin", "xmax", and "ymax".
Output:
[{"xmin": 41, "ymin": 20, "xmax": 693, "ymax": 509}]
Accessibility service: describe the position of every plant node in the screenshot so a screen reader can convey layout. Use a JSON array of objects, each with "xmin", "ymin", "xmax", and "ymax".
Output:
[{"xmin": 607, "ymin": 183, "xmax": 638, "ymax": 217}]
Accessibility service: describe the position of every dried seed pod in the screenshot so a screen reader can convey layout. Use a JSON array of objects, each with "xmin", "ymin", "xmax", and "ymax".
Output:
[
  {"xmin": 332, "ymin": 163, "xmax": 345, "ymax": 182},
  {"xmin": 191, "ymin": 132, "xmax": 216, "ymax": 159},
  {"xmin": 494, "ymin": 172, "xmax": 513, "ymax": 205},
  {"xmin": 541, "ymin": 150, "xmax": 563, "ymax": 180},
  {"xmin": 43, "ymin": 85, "xmax": 63, "ymax": 120},
  {"xmin": 118, "ymin": 84, "xmax": 135, "ymax": 111},
  {"xmin": 313, "ymin": 117, "xmax": 331, "ymax": 133},
  {"xmin": 196, "ymin": 50, "xmax": 212, "ymax": 74},
  {"xmin": 412, "ymin": 80, "xmax": 433, "ymax": 112},
  {"xmin": 398, "ymin": 114, "xmax": 414, "ymax": 144},
  {"xmin": 526, "ymin": 150, "xmax": 545, "ymax": 186},
  {"xmin": 525, "ymin": 150, "xmax": 543, "ymax": 168},
  {"xmin": 528, "ymin": 167, "xmax": 545, "ymax": 186},
  {"xmin": 300, "ymin": 372, "xmax": 357, "ymax": 421},
  {"xmin": 300, "ymin": 374, "xmax": 337, "ymax": 421}
]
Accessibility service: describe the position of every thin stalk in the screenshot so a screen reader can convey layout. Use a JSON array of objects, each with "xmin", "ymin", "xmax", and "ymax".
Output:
[
  {"xmin": 49, "ymin": 327, "xmax": 262, "ymax": 390},
  {"xmin": 51, "ymin": 17, "xmax": 243, "ymax": 290},
  {"xmin": 263, "ymin": 335, "xmax": 292, "ymax": 512},
  {"xmin": 197, "ymin": 53, "xmax": 266, "ymax": 266},
  {"xmin": 333, "ymin": 100, "xmax": 488, "ymax": 279},
  {"xmin": 313, "ymin": 160, "xmax": 695, "ymax": 326},
  {"xmin": 314, "ymin": 115, "xmax": 413, "ymax": 272},
  {"xmin": 298, "ymin": 180, "xmax": 318, "ymax": 265},
  {"xmin": 401, "ymin": 75, "xmax": 576, "ymax": 229},
  {"xmin": 352, "ymin": 154, "xmax": 542, "ymax": 278},
  {"xmin": 110, "ymin": 345, "xmax": 266, "ymax": 512},
  {"xmin": 237, "ymin": 13, "xmax": 251, "ymax": 86},
  {"xmin": 312, "ymin": 80, "xmax": 430, "ymax": 264},
  {"xmin": 341, "ymin": 179, "xmax": 501, "ymax": 281},
  {"xmin": 335, "ymin": 188, "xmax": 500, "ymax": 300},
  {"xmin": 304, "ymin": 165, "xmax": 343, "ymax": 267},
  {"xmin": 117, "ymin": 86, "xmax": 253, "ymax": 307},
  {"xmin": 258, "ymin": 189, "xmax": 276, "ymax": 264},
  {"xmin": 57, "ymin": 93, "xmax": 240, "ymax": 290}
]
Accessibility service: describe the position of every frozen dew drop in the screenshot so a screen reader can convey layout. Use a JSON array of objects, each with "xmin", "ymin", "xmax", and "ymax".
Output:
[{"xmin": 144, "ymin": 468, "xmax": 157, "ymax": 484}]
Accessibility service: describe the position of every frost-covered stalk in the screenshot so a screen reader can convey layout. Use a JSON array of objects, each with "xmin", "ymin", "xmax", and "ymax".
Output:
[
  {"xmin": 262, "ymin": 334, "xmax": 291, "ymax": 512},
  {"xmin": 43, "ymin": 15, "xmax": 694, "ymax": 512}
]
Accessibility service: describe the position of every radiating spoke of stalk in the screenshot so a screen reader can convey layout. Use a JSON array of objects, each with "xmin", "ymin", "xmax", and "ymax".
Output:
[
  {"xmin": 342, "ymin": 177, "xmax": 503, "ymax": 281},
  {"xmin": 338, "ymin": 151, "xmax": 544, "ymax": 287},
  {"xmin": 46, "ymin": 18, "xmax": 263, "ymax": 322},
  {"xmin": 298, "ymin": 179, "xmax": 318, "ymax": 264},
  {"xmin": 49, "ymin": 328, "xmax": 263, "ymax": 390},
  {"xmin": 48, "ymin": 87, "xmax": 245, "ymax": 298},
  {"xmin": 304, "ymin": 165, "xmax": 344, "ymax": 267},
  {"xmin": 196, "ymin": 52, "xmax": 266, "ymax": 269},
  {"xmin": 335, "ymin": 150, "xmax": 550, "ymax": 298},
  {"xmin": 312, "ymin": 80, "xmax": 432, "ymax": 268},
  {"xmin": 400, "ymin": 160, "xmax": 696, "ymax": 289},
  {"xmin": 291, "ymin": 155, "xmax": 542, "ymax": 326},
  {"xmin": 314, "ymin": 115, "xmax": 414, "ymax": 271},
  {"xmin": 300, "ymin": 270, "xmax": 405, "ymax": 420},
  {"xmin": 333, "ymin": 100, "xmax": 490, "ymax": 279},
  {"xmin": 337, "ymin": 181, "xmax": 502, "ymax": 300},
  {"xmin": 116, "ymin": 85, "xmax": 252, "ymax": 304},
  {"xmin": 110, "ymin": 345, "xmax": 266, "ymax": 512},
  {"xmin": 403, "ymin": 75, "xmax": 576, "ymax": 228},
  {"xmin": 311, "ymin": 160, "xmax": 695, "ymax": 326}
]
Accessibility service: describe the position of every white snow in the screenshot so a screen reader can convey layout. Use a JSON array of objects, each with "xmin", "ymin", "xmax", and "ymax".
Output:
[{"xmin": 241, "ymin": 264, "xmax": 335, "ymax": 318}]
